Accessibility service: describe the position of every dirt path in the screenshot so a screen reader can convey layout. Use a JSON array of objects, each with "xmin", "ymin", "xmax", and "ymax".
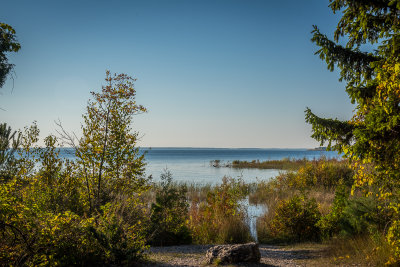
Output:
[{"xmin": 140, "ymin": 243, "xmax": 329, "ymax": 266}]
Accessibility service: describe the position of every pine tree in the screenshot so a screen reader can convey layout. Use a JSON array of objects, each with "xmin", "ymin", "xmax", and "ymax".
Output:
[
  {"xmin": 306, "ymin": 0, "xmax": 400, "ymax": 194},
  {"xmin": 306, "ymin": 0, "xmax": 400, "ymax": 261}
]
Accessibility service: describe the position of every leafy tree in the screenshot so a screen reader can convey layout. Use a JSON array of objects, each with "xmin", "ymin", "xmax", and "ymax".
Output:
[
  {"xmin": 305, "ymin": 0, "xmax": 400, "ymax": 262},
  {"xmin": 0, "ymin": 70, "xmax": 151, "ymax": 265},
  {"xmin": 0, "ymin": 23, "xmax": 20, "ymax": 88},
  {"xmin": 72, "ymin": 71, "xmax": 148, "ymax": 212}
]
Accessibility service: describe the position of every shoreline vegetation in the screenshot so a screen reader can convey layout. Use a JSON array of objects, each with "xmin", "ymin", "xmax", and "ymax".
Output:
[
  {"xmin": 2, "ymin": 125, "xmax": 393, "ymax": 266},
  {"xmin": 211, "ymin": 158, "xmax": 314, "ymax": 171},
  {"xmin": 1, "ymin": 70, "xmax": 398, "ymax": 264},
  {"xmin": 2, "ymin": 0, "xmax": 400, "ymax": 264},
  {"xmin": 143, "ymin": 156, "xmax": 391, "ymax": 265}
]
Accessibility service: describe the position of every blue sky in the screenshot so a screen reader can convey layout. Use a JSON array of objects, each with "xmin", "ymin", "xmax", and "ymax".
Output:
[{"xmin": 1, "ymin": 0, "xmax": 354, "ymax": 148}]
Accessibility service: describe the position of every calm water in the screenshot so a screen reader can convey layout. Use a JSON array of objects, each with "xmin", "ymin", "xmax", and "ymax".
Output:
[
  {"xmin": 59, "ymin": 147, "xmax": 340, "ymax": 184},
  {"xmin": 59, "ymin": 147, "xmax": 339, "ymax": 241}
]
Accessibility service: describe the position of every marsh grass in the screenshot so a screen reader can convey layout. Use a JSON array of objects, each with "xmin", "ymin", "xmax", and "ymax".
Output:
[
  {"xmin": 188, "ymin": 177, "xmax": 253, "ymax": 244},
  {"xmin": 229, "ymin": 157, "xmax": 309, "ymax": 170},
  {"xmin": 142, "ymin": 158, "xmax": 396, "ymax": 265},
  {"xmin": 186, "ymin": 183, "xmax": 213, "ymax": 203},
  {"xmin": 253, "ymin": 158, "xmax": 353, "ymax": 245}
]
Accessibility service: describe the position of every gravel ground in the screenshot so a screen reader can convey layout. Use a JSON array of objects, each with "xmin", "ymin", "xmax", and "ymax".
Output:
[{"xmin": 139, "ymin": 244, "xmax": 327, "ymax": 266}]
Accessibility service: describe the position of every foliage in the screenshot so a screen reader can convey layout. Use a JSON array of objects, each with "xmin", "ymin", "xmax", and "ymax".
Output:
[
  {"xmin": 0, "ymin": 23, "xmax": 20, "ymax": 88},
  {"xmin": 0, "ymin": 71, "xmax": 150, "ymax": 265},
  {"xmin": 249, "ymin": 158, "xmax": 352, "ymax": 206},
  {"xmin": 317, "ymin": 184, "xmax": 349, "ymax": 239},
  {"xmin": 306, "ymin": 0, "xmax": 400, "ymax": 211},
  {"xmin": 74, "ymin": 71, "xmax": 149, "ymax": 213},
  {"xmin": 294, "ymin": 158, "xmax": 353, "ymax": 189},
  {"xmin": 0, "ymin": 123, "xmax": 20, "ymax": 182},
  {"xmin": 327, "ymin": 234, "xmax": 394, "ymax": 266},
  {"xmin": 306, "ymin": 1, "xmax": 400, "ymax": 262},
  {"xmin": 387, "ymin": 220, "xmax": 400, "ymax": 264},
  {"xmin": 148, "ymin": 171, "xmax": 192, "ymax": 246},
  {"xmin": 340, "ymin": 197, "xmax": 383, "ymax": 237},
  {"xmin": 257, "ymin": 195, "xmax": 321, "ymax": 243},
  {"xmin": 189, "ymin": 177, "xmax": 252, "ymax": 244}
]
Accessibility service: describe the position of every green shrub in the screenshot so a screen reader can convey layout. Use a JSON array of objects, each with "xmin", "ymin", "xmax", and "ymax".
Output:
[
  {"xmin": 148, "ymin": 171, "xmax": 192, "ymax": 246},
  {"xmin": 258, "ymin": 194, "xmax": 321, "ymax": 243},
  {"xmin": 319, "ymin": 185, "xmax": 387, "ymax": 239},
  {"xmin": 318, "ymin": 184, "xmax": 349, "ymax": 239},
  {"xmin": 92, "ymin": 202, "xmax": 148, "ymax": 264},
  {"xmin": 339, "ymin": 196, "xmax": 382, "ymax": 237}
]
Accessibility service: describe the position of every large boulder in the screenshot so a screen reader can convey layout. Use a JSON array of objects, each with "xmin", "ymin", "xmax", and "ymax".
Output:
[{"xmin": 205, "ymin": 242, "xmax": 261, "ymax": 265}]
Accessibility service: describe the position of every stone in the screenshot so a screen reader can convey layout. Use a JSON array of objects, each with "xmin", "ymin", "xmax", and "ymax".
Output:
[{"xmin": 205, "ymin": 242, "xmax": 261, "ymax": 265}]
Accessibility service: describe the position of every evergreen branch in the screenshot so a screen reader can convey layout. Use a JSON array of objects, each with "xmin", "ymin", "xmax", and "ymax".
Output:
[
  {"xmin": 305, "ymin": 108, "xmax": 355, "ymax": 152},
  {"xmin": 329, "ymin": 0, "xmax": 400, "ymax": 46},
  {"xmin": 312, "ymin": 26, "xmax": 381, "ymax": 83},
  {"xmin": 345, "ymin": 81, "xmax": 377, "ymax": 104}
]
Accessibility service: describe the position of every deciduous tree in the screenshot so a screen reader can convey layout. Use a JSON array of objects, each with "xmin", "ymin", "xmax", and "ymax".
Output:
[{"xmin": 76, "ymin": 71, "xmax": 148, "ymax": 212}]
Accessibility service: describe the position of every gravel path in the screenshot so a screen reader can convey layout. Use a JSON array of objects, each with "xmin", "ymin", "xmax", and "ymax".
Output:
[{"xmin": 139, "ymin": 244, "xmax": 327, "ymax": 266}]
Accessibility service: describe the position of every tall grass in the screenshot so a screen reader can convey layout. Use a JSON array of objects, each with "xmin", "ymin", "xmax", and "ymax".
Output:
[
  {"xmin": 326, "ymin": 234, "xmax": 394, "ymax": 266},
  {"xmin": 254, "ymin": 158, "xmax": 353, "ymax": 244},
  {"xmin": 188, "ymin": 177, "xmax": 253, "ymax": 244},
  {"xmin": 229, "ymin": 157, "xmax": 309, "ymax": 170}
]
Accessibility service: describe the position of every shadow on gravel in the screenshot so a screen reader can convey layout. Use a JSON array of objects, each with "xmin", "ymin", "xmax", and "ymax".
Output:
[
  {"xmin": 260, "ymin": 245, "xmax": 324, "ymax": 260},
  {"xmin": 140, "ymin": 262, "xmax": 275, "ymax": 267},
  {"xmin": 139, "ymin": 244, "xmax": 325, "ymax": 266}
]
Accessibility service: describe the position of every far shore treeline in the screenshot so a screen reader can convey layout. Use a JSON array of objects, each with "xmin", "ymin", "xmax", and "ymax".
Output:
[{"xmin": 1, "ymin": 0, "xmax": 400, "ymax": 266}]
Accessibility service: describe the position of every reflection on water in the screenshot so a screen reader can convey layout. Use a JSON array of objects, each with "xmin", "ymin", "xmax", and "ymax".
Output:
[{"xmin": 240, "ymin": 198, "xmax": 267, "ymax": 242}]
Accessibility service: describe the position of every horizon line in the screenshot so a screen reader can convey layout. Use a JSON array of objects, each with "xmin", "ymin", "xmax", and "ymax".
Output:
[{"xmin": 55, "ymin": 146, "xmax": 325, "ymax": 150}]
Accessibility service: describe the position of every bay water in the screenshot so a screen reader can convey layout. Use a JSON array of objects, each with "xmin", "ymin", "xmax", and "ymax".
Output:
[
  {"xmin": 59, "ymin": 147, "xmax": 339, "ymax": 241},
  {"xmin": 59, "ymin": 147, "xmax": 339, "ymax": 184}
]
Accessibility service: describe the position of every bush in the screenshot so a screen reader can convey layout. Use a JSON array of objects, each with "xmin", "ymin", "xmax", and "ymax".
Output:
[
  {"xmin": 294, "ymin": 158, "xmax": 353, "ymax": 189},
  {"xmin": 148, "ymin": 171, "xmax": 192, "ymax": 246},
  {"xmin": 338, "ymin": 196, "xmax": 384, "ymax": 238},
  {"xmin": 258, "ymin": 194, "xmax": 321, "ymax": 243},
  {"xmin": 248, "ymin": 158, "xmax": 353, "ymax": 207},
  {"xmin": 387, "ymin": 220, "xmax": 400, "ymax": 264},
  {"xmin": 318, "ymin": 184, "xmax": 349, "ymax": 239}
]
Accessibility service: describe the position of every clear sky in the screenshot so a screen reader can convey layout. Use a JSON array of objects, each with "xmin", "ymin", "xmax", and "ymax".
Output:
[{"xmin": 1, "ymin": 0, "xmax": 354, "ymax": 148}]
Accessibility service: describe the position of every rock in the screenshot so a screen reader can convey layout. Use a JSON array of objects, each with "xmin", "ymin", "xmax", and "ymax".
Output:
[{"xmin": 205, "ymin": 242, "xmax": 261, "ymax": 265}]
